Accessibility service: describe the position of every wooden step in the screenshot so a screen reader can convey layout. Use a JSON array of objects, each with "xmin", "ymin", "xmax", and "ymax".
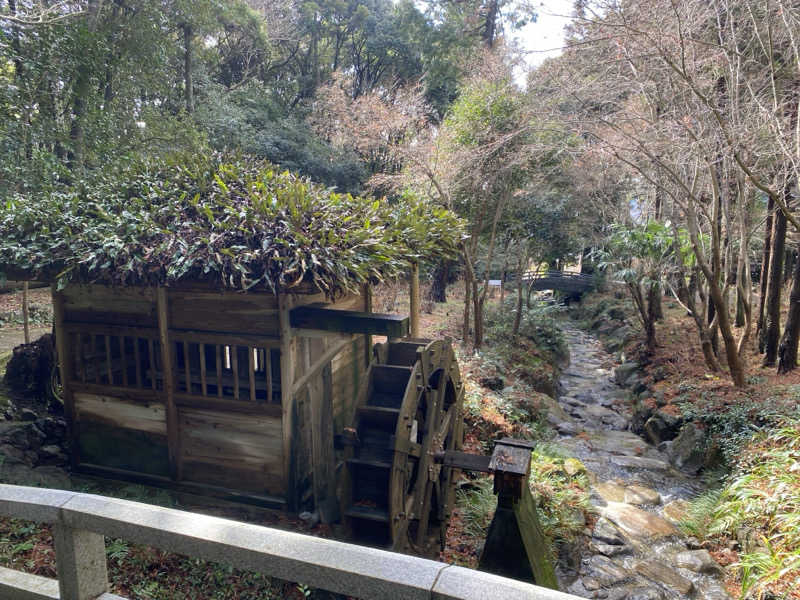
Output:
[
  {"xmin": 386, "ymin": 342, "xmax": 426, "ymax": 366},
  {"xmin": 358, "ymin": 406, "xmax": 401, "ymax": 428},
  {"xmin": 347, "ymin": 457, "xmax": 392, "ymax": 470},
  {"xmin": 345, "ymin": 505, "xmax": 390, "ymax": 523},
  {"xmin": 372, "ymin": 364, "xmax": 412, "ymax": 395},
  {"xmin": 368, "ymin": 391, "xmax": 404, "ymax": 409}
]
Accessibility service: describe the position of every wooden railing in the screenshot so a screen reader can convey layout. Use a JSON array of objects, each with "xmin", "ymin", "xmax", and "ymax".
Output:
[{"xmin": 0, "ymin": 484, "xmax": 581, "ymax": 600}]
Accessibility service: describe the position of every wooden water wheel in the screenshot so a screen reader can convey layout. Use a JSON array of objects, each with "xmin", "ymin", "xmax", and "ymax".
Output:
[{"xmin": 342, "ymin": 338, "xmax": 465, "ymax": 556}]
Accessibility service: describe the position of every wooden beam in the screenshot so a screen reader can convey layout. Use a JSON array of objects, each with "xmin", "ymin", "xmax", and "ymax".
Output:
[
  {"xmin": 363, "ymin": 284, "xmax": 372, "ymax": 367},
  {"xmin": 310, "ymin": 361, "xmax": 339, "ymax": 524},
  {"xmin": 157, "ymin": 287, "xmax": 181, "ymax": 481},
  {"xmin": 52, "ymin": 286, "xmax": 79, "ymax": 470},
  {"xmin": 291, "ymin": 335, "xmax": 352, "ymax": 395},
  {"xmin": 290, "ymin": 305, "xmax": 408, "ymax": 338},
  {"xmin": 278, "ymin": 294, "xmax": 297, "ymax": 511},
  {"xmin": 409, "ymin": 262, "xmax": 420, "ymax": 338}
]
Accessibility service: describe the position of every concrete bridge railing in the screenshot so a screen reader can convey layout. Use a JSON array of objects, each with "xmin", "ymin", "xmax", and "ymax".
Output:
[{"xmin": 0, "ymin": 484, "xmax": 581, "ymax": 600}]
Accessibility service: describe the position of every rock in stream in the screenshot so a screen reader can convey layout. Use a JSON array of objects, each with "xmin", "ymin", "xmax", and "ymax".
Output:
[{"xmin": 553, "ymin": 325, "xmax": 731, "ymax": 599}]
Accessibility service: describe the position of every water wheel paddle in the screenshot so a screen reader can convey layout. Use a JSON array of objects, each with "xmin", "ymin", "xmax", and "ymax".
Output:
[{"xmin": 343, "ymin": 338, "xmax": 464, "ymax": 556}]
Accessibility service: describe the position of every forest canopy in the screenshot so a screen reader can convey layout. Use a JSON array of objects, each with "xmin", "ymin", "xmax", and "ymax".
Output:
[{"xmin": 0, "ymin": 153, "xmax": 464, "ymax": 295}]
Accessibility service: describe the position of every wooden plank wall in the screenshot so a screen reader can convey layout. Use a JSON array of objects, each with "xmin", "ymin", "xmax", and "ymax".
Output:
[
  {"xmin": 57, "ymin": 283, "xmax": 370, "ymax": 509},
  {"xmin": 289, "ymin": 290, "xmax": 369, "ymax": 513},
  {"xmin": 58, "ymin": 284, "xmax": 285, "ymax": 499}
]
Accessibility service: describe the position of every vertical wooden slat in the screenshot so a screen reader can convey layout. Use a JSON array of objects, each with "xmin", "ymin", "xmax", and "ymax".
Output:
[
  {"xmin": 52, "ymin": 287, "xmax": 79, "ymax": 469},
  {"xmin": 410, "ymin": 261, "xmax": 420, "ymax": 338},
  {"xmin": 91, "ymin": 335, "xmax": 100, "ymax": 384},
  {"xmin": 183, "ymin": 341, "xmax": 191, "ymax": 395},
  {"xmin": 134, "ymin": 337, "xmax": 142, "ymax": 389},
  {"xmin": 148, "ymin": 338, "xmax": 156, "ymax": 390},
  {"xmin": 157, "ymin": 287, "xmax": 180, "ymax": 481},
  {"xmin": 248, "ymin": 347, "xmax": 256, "ymax": 402},
  {"xmin": 77, "ymin": 333, "xmax": 87, "ymax": 383},
  {"xmin": 216, "ymin": 344, "xmax": 223, "ymax": 398},
  {"xmin": 199, "ymin": 343, "xmax": 207, "ymax": 397},
  {"xmin": 119, "ymin": 336, "xmax": 128, "ymax": 387},
  {"xmin": 231, "ymin": 345, "xmax": 240, "ymax": 400},
  {"xmin": 363, "ymin": 283, "xmax": 373, "ymax": 367},
  {"xmin": 104, "ymin": 335, "xmax": 113, "ymax": 385},
  {"xmin": 266, "ymin": 348, "xmax": 274, "ymax": 403},
  {"xmin": 279, "ymin": 293, "xmax": 297, "ymax": 510}
]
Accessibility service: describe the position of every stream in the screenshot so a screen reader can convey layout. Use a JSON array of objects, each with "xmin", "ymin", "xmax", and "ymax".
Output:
[{"xmin": 552, "ymin": 324, "xmax": 730, "ymax": 600}]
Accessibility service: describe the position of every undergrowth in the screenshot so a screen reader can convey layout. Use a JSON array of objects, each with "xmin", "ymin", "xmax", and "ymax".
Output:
[
  {"xmin": 485, "ymin": 299, "xmax": 569, "ymax": 367},
  {"xmin": 455, "ymin": 444, "xmax": 593, "ymax": 561},
  {"xmin": 680, "ymin": 420, "xmax": 800, "ymax": 599}
]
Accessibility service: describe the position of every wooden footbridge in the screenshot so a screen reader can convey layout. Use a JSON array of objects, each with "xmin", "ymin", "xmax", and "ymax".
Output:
[{"xmin": 520, "ymin": 270, "xmax": 594, "ymax": 295}]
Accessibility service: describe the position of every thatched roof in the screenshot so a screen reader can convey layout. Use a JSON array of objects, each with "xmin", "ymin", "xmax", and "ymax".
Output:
[{"xmin": 0, "ymin": 154, "xmax": 463, "ymax": 296}]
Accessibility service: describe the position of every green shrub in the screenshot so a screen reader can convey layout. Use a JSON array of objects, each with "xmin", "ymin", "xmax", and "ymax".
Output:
[{"xmin": 485, "ymin": 299, "xmax": 569, "ymax": 367}]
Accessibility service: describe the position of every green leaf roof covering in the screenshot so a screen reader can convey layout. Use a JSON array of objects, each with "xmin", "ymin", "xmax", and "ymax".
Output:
[{"xmin": 0, "ymin": 153, "xmax": 464, "ymax": 296}]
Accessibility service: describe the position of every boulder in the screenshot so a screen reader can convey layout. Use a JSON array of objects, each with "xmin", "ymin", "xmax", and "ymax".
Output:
[
  {"xmin": 662, "ymin": 499, "xmax": 690, "ymax": 523},
  {"xmin": 479, "ymin": 376, "xmax": 504, "ymax": 391},
  {"xmin": 583, "ymin": 555, "xmax": 631, "ymax": 587},
  {"xmin": 673, "ymin": 549, "xmax": 721, "ymax": 574},
  {"xmin": 3, "ymin": 334, "xmax": 55, "ymax": 399},
  {"xmin": 592, "ymin": 517, "xmax": 627, "ymax": 545},
  {"xmin": 614, "ymin": 362, "xmax": 639, "ymax": 386},
  {"xmin": 600, "ymin": 502, "xmax": 677, "ymax": 540},
  {"xmin": 643, "ymin": 411, "xmax": 682, "ymax": 445},
  {"xmin": 668, "ymin": 422, "xmax": 707, "ymax": 475},
  {"xmin": 38, "ymin": 444, "xmax": 68, "ymax": 466},
  {"xmin": 623, "ymin": 485, "xmax": 661, "ymax": 506},
  {"xmin": 2, "ymin": 422, "xmax": 46, "ymax": 451},
  {"xmin": 624, "ymin": 587, "xmax": 665, "ymax": 600},
  {"xmin": 36, "ymin": 417, "xmax": 67, "ymax": 443},
  {"xmin": 594, "ymin": 481, "xmax": 627, "ymax": 503},
  {"xmin": 19, "ymin": 408, "xmax": 38, "ymax": 422},
  {"xmin": 634, "ymin": 560, "xmax": 693, "ymax": 595}
]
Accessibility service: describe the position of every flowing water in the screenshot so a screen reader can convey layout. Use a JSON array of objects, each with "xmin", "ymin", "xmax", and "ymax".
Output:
[{"xmin": 553, "ymin": 324, "xmax": 731, "ymax": 600}]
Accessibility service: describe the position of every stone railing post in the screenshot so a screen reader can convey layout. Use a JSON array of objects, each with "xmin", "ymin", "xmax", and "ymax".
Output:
[{"xmin": 53, "ymin": 523, "xmax": 108, "ymax": 600}]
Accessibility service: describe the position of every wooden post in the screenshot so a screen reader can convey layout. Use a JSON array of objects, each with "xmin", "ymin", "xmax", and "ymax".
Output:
[
  {"xmin": 410, "ymin": 262, "xmax": 420, "ymax": 338},
  {"xmin": 478, "ymin": 438, "xmax": 557, "ymax": 589},
  {"xmin": 309, "ymin": 359, "xmax": 339, "ymax": 523},
  {"xmin": 157, "ymin": 287, "xmax": 181, "ymax": 481},
  {"xmin": 278, "ymin": 293, "xmax": 298, "ymax": 511},
  {"xmin": 22, "ymin": 281, "xmax": 29, "ymax": 344},
  {"xmin": 51, "ymin": 286, "xmax": 79, "ymax": 469},
  {"xmin": 363, "ymin": 283, "xmax": 372, "ymax": 367}
]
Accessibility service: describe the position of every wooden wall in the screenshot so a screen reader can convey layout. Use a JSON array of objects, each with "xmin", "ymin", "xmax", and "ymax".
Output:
[
  {"xmin": 56, "ymin": 283, "xmax": 370, "ymax": 512},
  {"xmin": 58, "ymin": 284, "xmax": 284, "ymax": 500}
]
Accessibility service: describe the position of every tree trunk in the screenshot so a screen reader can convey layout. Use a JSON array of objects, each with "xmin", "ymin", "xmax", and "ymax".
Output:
[
  {"xmin": 512, "ymin": 252, "xmax": 527, "ymax": 337},
  {"xmin": 651, "ymin": 283, "xmax": 664, "ymax": 320},
  {"xmin": 757, "ymin": 194, "xmax": 775, "ymax": 350},
  {"xmin": 427, "ymin": 260, "xmax": 450, "ymax": 303},
  {"xmin": 462, "ymin": 274, "xmax": 472, "ymax": 343},
  {"xmin": 474, "ymin": 188, "xmax": 509, "ymax": 349},
  {"xmin": 685, "ymin": 191, "xmax": 746, "ymax": 387},
  {"xmin": 472, "ymin": 278, "xmax": 483, "ymax": 347},
  {"xmin": 777, "ymin": 240, "xmax": 800, "ymax": 373},
  {"xmin": 68, "ymin": 0, "xmax": 101, "ymax": 171},
  {"xmin": 183, "ymin": 23, "xmax": 194, "ymax": 113},
  {"xmin": 763, "ymin": 202, "xmax": 787, "ymax": 366}
]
